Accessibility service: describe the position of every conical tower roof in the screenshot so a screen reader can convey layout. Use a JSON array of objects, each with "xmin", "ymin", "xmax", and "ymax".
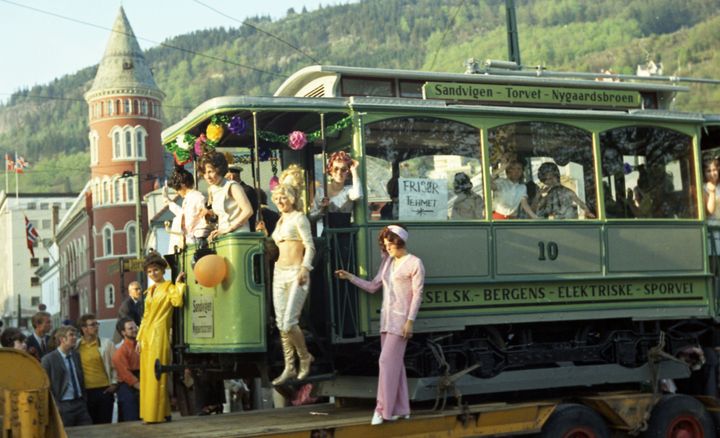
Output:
[{"xmin": 85, "ymin": 7, "xmax": 164, "ymax": 100}]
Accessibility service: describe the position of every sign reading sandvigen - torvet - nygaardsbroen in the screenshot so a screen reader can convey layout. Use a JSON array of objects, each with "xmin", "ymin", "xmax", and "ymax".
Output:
[{"xmin": 423, "ymin": 81, "xmax": 642, "ymax": 108}]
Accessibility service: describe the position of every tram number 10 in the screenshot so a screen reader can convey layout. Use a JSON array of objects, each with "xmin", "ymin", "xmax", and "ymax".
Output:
[{"xmin": 538, "ymin": 241, "xmax": 559, "ymax": 261}]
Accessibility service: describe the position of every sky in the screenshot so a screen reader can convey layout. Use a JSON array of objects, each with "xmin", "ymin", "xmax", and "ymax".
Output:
[{"xmin": 0, "ymin": 0, "xmax": 354, "ymax": 98}]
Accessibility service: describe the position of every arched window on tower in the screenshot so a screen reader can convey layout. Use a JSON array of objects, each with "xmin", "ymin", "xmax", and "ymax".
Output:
[
  {"xmin": 125, "ymin": 131, "xmax": 132, "ymax": 157},
  {"xmin": 126, "ymin": 222, "xmax": 137, "ymax": 255},
  {"xmin": 103, "ymin": 225, "xmax": 114, "ymax": 256},
  {"xmin": 108, "ymin": 100, "xmax": 114, "ymax": 116},
  {"xmin": 114, "ymin": 178, "xmax": 121, "ymax": 203},
  {"xmin": 133, "ymin": 99, "xmax": 139, "ymax": 115},
  {"xmin": 113, "ymin": 131, "xmax": 121, "ymax": 158},
  {"xmin": 103, "ymin": 178, "xmax": 111, "ymax": 204},
  {"xmin": 141, "ymin": 100, "xmax": 148, "ymax": 115},
  {"xmin": 116, "ymin": 99, "xmax": 121, "ymax": 114},
  {"xmin": 135, "ymin": 126, "xmax": 147, "ymax": 159},
  {"xmin": 124, "ymin": 99, "xmax": 131, "ymax": 114},
  {"xmin": 89, "ymin": 131, "xmax": 99, "ymax": 166},
  {"xmin": 127, "ymin": 177, "xmax": 135, "ymax": 202}
]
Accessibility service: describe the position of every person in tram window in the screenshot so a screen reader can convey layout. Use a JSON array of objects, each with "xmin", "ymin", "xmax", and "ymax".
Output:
[
  {"xmin": 626, "ymin": 165, "xmax": 674, "ymax": 218},
  {"xmin": 703, "ymin": 157, "xmax": 720, "ymax": 221},
  {"xmin": 335, "ymin": 224, "xmax": 425, "ymax": 425},
  {"xmin": 380, "ymin": 177, "xmax": 399, "ymax": 221},
  {"xmin": 310, "ymin": 151, "xmax": 362, "ymax": 228},
  {"xmin": 448, "ymin": 172, "xmax": 484, "ymax": 220},
  {"xmin": 702, "ymin": 157, "xmax": 720, "ymax": 256},
  {"xmin": 491, "ymin": 159, "xmax": 537, "ymax": 219},
  {"xmin": 136, "ymin": 252, "xmax": 186, "ymax": 423},
  {"xmin": 165, "ymin": 165, "xmax": 211, "ymax": 248},
  {"xmin": 265, "ymin": 183, "xmax": 316, "ymax": 386},
  {"xmin": 533, "ymin": 162, "xmax": 595, "ymax": 219},
  {"xmin": 198, "ymin": 151, "xmax": 254, "ymax": 241}
]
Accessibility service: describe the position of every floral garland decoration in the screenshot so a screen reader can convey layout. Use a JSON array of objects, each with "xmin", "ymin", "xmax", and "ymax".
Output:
[{"xmin": 164, "ymin": 115, "xmax": 353, "ymax": 163}]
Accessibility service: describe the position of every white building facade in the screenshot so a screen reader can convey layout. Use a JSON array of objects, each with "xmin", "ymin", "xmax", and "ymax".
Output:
[{"xmin": 0, "ymin": 191, "xmax": 75, "ymax": 328}]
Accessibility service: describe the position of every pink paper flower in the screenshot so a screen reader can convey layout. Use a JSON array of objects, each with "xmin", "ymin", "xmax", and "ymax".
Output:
[
  {"xmin": 269, "ymin": 176, "xmax": 280, "ymax": 191},
  {"xmin": 288, "ymin": 131, "xmax": 307, "ymax": 150},
  {"xmin": 194, "ymin": 134, "xmax": 207, "ymax": 157}
]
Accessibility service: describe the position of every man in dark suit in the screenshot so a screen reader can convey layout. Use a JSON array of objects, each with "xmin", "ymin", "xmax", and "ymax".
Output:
[
  {"xmin": 118, "ymin": 281, "xmax": 144, "ymax": 327},
  {"xmin": 25, "ymin": 311, "xmax": 52, "ymax": 360},
  {"xmin": 41, "ymin": 326, "xmax": 92, "ymax": 427}
]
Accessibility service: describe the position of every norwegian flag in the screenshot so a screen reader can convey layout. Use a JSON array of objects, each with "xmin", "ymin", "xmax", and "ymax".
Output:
[
  {"xmin": 15, "ymin": 156, "xmax": 29, "ymax": 174},
  {"xmin": 25, "ymin": 215, "xmax": 40, "ymax": 257},
  {"xmin": 4, "ymin": 154, "xmax": 12, "ymax": 171}
]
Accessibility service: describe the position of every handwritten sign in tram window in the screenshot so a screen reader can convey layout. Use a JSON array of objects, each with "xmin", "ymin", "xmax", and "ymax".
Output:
[{"xmin": 398, "ymin": 177, "xmax": 448, "ymax": 220}]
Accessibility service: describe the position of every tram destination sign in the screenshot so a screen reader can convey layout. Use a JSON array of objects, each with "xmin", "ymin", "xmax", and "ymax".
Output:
[{"xmin": 423, "ymin": 81, "xmax": 642, "ymax": 108}]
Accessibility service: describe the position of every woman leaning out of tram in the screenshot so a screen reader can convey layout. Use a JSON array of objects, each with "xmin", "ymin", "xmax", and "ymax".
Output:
[{"xmin": 335, "ymin": 224, "xmax": 425, "ymax": 425}]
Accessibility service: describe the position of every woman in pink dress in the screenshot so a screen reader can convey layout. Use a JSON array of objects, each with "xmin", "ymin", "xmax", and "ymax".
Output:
[{"xmin": 335, "ymin": 224, "xmax": 425, "ymax": 425}]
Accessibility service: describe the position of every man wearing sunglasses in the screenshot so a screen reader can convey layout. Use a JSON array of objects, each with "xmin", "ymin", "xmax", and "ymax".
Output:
[{"xmin": 77, "ymin": 314, "xmax": 117, "ymax": 424}]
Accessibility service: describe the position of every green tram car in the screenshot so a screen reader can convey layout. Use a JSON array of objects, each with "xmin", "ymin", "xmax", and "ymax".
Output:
[{"xmin": 161, "ymin": 65, "xmax": 720, "ymax": 408}]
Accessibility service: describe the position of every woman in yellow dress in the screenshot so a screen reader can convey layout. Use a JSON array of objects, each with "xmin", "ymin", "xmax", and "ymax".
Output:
[{"xmin": 136, "ymin": 252, "xmax": 186, "ymax": 423}]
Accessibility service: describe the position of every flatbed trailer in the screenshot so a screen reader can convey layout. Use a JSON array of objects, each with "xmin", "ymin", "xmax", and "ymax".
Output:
[{"xmin": 65, "ymin": 392, "xmax": 720, "ymax": 438}]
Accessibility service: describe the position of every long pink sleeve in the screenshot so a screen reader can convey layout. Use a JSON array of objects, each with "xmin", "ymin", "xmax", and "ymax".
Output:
[
  {"xmin": 406, "ymin": 258, "xmax": 425, "ymax": 321},
  {"xmin": 348, "ymin": 257, "xmax": 387, "ymax": 294}
]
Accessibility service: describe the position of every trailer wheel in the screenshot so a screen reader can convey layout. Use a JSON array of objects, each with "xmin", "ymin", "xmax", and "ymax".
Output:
[
  {"xmin": 539, "ymin": 404, "xmax": 610, "ymax": 438},
  {"xmin": 644, "ymin": 394, "xmax": 713, "ymax": 438}
]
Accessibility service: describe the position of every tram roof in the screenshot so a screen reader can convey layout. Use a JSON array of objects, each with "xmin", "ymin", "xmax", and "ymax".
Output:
[
  {"xmin": 274, "ymin": 65, "xmax": 688, "ymax": 97},
  {"xmin": 163, "ymin": 93, "xmax": 706, "ymax": 145}
]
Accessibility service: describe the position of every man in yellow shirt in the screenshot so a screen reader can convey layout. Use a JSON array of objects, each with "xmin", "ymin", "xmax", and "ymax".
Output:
[{"xmin": 77, "ymin": 314, "xmax": 117, "ymax": 424}]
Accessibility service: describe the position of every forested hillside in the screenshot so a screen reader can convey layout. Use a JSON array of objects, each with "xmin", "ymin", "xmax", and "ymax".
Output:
[{"xmin": 1, "ymin": 0, "xmax": 719, "ymax": 192}]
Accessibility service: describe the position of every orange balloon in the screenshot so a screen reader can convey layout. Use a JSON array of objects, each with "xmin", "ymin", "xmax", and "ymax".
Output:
[{"xmin": 193, "ymin": 254, "xmax": 227, "ymax": 287}]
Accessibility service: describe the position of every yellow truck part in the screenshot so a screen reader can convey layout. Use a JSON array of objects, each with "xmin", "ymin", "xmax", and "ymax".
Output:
[{"xmin": 0, "ymin": 348, "xmax": 66, "ymax": 438}]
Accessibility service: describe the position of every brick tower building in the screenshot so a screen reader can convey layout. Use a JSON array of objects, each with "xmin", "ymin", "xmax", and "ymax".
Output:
[{"xmin": 81, "ymin": 7, "xmax": 165, "ymax": 320}]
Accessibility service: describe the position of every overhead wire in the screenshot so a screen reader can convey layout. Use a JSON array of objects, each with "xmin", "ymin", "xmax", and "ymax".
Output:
[
  {"xmin": 192, "ymin": 0, "xmax": 320, "ymax": 64},
  {"xmin": 428, "ymin": 0, "xmax": 467, "ymax": 71},
  {"xmin": 0, "ymin": 0, "xmax": 288, "ymax": 79}
]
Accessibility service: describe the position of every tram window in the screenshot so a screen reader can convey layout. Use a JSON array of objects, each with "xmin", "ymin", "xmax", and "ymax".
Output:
[
  {"xmin": 399, "ymin": 81, "xmax": 424, "ymax": 98},
  {"xmin": 341, "ymin": 77, "xmax": 394, "ymax": 97},
  {"xmin": 600, "ymin": 126, "xmax": 695, "ymax": 219},
  {"xmin": 488, "ymin": 122, "xmax": 596, "ymax": 220},
  {"xmin": 364, "ymin": 117, "xmax": 482, "ymax": 221}
]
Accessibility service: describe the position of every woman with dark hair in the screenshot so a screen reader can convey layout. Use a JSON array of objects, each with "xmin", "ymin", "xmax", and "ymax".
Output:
[
  {"xmin": 335, "ymin": 225, "xmax": 425, "ymax": 425},
  {"xmin": 165, "ymin": 166, "xmax": 209, "ymax": 248},
  {"xmin": 533, "ymin": 162, "xmax": 595, "ymax": 219},
  {"xmin": 0, "ymin": 327, "xmax": 27, "ymax": 350},
  {"xmin": 136, "ymin": 252, "xmax": 185, "ymax": 423},
  {"xmin": 449, "ymin": 172, "xmax": 484, "ymax": 220},
  {"xmin": 198, "ymin": 151, "xmax": 253, "ymax": 241},
  {"xmin": 703, "ymin": 157, "xmax": 720, "ymax": 221},
  {"xmin": 310, "ymin": 151, "xmax": 362, "ymax": 225}
]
